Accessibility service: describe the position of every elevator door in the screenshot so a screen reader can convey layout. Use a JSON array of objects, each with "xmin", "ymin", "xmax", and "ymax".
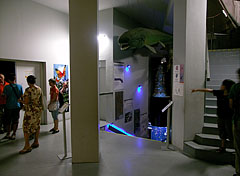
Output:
[{"xmin": 15, "ymin": 61, "xmax": 43, "ymax": 129}]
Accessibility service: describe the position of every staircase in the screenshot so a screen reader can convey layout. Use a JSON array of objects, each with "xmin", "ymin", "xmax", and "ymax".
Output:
[
  {"xmin": 183, "ymin": 49, "xmax": 240, "ymax": 164},
  {"xmin": 183, "ymin": 92, "xmax": 235, "ymax": 165}
]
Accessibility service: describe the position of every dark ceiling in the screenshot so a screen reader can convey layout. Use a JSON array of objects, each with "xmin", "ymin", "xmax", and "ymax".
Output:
[
  {"xmin": 115, "ymin": 0, "xmax": 240, "ymax": 49},
  {"xmin": 207, "ymin": 0, "xmax": 236, "ymax": 34}
]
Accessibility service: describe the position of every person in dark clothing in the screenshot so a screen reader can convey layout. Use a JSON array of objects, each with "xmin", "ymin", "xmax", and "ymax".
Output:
[
  {"xmin": 0, "ymin": 74, "xmax": 9, "ymax": 134},
  {"xmin": 3, "ymin": 73, "xmax": 23, "ymax": 140},
  {"xmin": 229, "ymin": 68, "xmax": 240, "ymax": 176},
  {"xmin": 192, "ymin": 79, "xmax": 235, "ymax": 152}
]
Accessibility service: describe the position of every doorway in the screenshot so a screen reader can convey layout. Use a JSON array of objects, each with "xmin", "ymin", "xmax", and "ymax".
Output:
[{"xmin": 0, "ymin": 59, "xmax": 47, "ymax": 128}]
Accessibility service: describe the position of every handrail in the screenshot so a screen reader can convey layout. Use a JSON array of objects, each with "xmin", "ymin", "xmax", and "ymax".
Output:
[
  {"xmin": 161, "ymin": 100, "xmax": 174, "ymax": 149},
  {"xmin": 162, "ymin": 101, "xmax": 174, "ymax": 113}
]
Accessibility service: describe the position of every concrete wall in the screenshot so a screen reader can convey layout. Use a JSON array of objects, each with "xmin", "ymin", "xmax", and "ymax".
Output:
[
  {"xmin": 0, "ymin": 0, "xmax": 69, "ymax": 123},
  {"xmin": 173, "ymin": 0, "xmax": 206, "ymax": 150},
  {"xmin": 207, "ymin": 49, "xmax": 240, "ymax": 89},
  {"xmin": 98, "ymin": 9, "xmax": 114, "ymax": 123},
  {"xmin": 113, "ymin": 10, "xmax": 149, "ymax": 135},
  {"xmin": 99, "ymin": 9, "xmax": 114, "ymax": 93},
  {"xmin": 69, "ymin": 0, "xmax": 99, "ymax": 163}
]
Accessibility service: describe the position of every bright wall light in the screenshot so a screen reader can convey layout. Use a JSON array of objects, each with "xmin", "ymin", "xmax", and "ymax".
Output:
[
  {"xmin": 98, "ymin": 34, "xmax": 109, "ymax": 52},
  {"xmin": 125, "ymin": 65, "xmax": 131, "ymax": 72},
  {"xmin": 222, "ymin": 10, "xmax": 228, "ymax": 17},
  {"xmin": 137, "ymin": 85, "xmax": 143, "ymax": 93}
]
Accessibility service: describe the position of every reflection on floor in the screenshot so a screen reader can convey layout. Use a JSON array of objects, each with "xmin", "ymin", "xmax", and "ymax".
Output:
[{"xmin": 0, "ymin": 119, "xmax": 235, "ymax": 176}]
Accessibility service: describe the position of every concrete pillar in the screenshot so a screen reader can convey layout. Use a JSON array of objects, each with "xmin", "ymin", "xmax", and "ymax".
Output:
[
  {"xmin": 69, "ymin": 0, "xmax": 99, "ymax": 163},
  {"xmin": 172, "ymin": 0, "xmax": 207, "ymax": 150}
]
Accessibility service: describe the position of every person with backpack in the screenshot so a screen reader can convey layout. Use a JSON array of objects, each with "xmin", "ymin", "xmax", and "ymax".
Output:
[
  {"xmin": 3, "ymin": 73, "xmax": 23, "ymax": 140},
  {"xmin": 192, "ymin": 79, "xmax": 235, "ymax": 152},
  {"xmin": 48, "ymin": 78, "xmax": 59, "ymax": 134},
  {"xmin": 229, "ymin": 68, "xmax": 240, "ymax": 176}
]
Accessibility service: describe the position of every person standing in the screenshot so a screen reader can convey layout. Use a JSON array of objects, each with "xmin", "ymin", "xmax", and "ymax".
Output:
[
  {"xmin": 192, "ymin": 79, "xmax": 235, "ymax": 152},
  {"xmin": 19, "ymin": 75, "xmax": 43, "ymax": 154},
  {"xmin": 48, "ymin": 78, "xmax": 59, "ymax": 134},
  {"xmin": 3, "ymin": 73, "xmax": 23, "ymax": 140},
  {"xmin": 229, "ymin": 68, "xmax": 240, "ymax": 176},
  {"xmin": 0, "ymin": 74, "xmax": 9, "ymax": 134}
]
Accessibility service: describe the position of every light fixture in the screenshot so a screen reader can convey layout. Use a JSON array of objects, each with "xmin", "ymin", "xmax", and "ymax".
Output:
[
  {"xmin": 98, "ymin": 34, "xmax": 109, "ymax": 52},
  {"xmin": 161, "ymin": 57, "xmax": 167, "ymax": 64},
  {"xmin": 137, "ymin": 85, "xmax": 142, "ymax": 93},
  {"xmin": 125, "ymin": 65, "xmax": 131, "ymax": 72},
  {"xmin": 222, "ymin": 10, "xmax": 228, "ymax": 17}
]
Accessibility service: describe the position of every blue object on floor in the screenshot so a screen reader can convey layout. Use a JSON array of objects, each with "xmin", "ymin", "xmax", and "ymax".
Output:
[{"xmin": 151, "ymin": 126, "xmax": 167, "ymax": 142}]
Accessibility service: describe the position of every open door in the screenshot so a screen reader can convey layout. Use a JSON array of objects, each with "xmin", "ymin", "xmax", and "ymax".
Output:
[{"xmin": 15, "ymin": 61, "xmax": 46, "ymax": 128}]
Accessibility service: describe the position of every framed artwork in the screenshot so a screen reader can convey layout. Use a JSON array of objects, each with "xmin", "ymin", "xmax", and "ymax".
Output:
[{"xmin": 54, "ymin": 64, "xmax": 69, "ymax": 109}]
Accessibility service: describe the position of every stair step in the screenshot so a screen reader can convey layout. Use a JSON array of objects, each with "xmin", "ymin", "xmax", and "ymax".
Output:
[
  {"xmin": 204, "ymin": 114, "xmax": 217, "ymax": 124},
  {"xmin": 206, "ymin": 98, "xmax": 217, "ymax": 101},
  {"xmin": 194, "ymin": 133, "xmax": 234, "ymax": 149},
  {"xmin": 205, "ymin": 105, "xmax": 217, "ymax": 108},
  {"xmin": 205, "ymin": 106, "xmax": 217, "ymax": 114},
  {"xmin": 205, "ymin": 98, "xmax": 217, "ymax": 106},
  {"xmin": 205, "ymin": 113, "xmax": 217, "ymax": 117},
  {"xmin": 184, "ymin": 141, "xmax": 234, "ymax": 165},
  {"xmin": 202, "ymin": 123, "xmax": 218, "ymax": 135}
]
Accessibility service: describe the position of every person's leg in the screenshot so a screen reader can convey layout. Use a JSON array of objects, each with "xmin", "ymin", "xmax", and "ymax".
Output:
[
  {"xmin": 19, "ymin": 132, "xmax": 32, "ymax": 154},
  {"xmin": 54, "ymin": 119, "xmax": 59, "ymax": 130},
  {"xmin": 226, "ymin": 119, "xmax": 234, "ymax": 143},
  {"xmin": 217, "ymin": 118, "xmax": 226, "ymax": 152},
  {"xmin": 11, "ymin": 109, "xmax": 20, "ymax": 139},
  {"xmin": 3, "ymin": 109, "xmax": 11, "ymax": 138},
  {"xmin": 32, "ymin": 127, "xmax": 40, "ymax": 147},
  {"xmin": 23, "ymin": 132, "xmax": 30, "ymax": 148},
  {"xmin": 0, "ymin": 105, "xmax": 4, "ymax": 133},
  {"xmin": 51, "ymin": 110, "xmax": 59, "ymax": 133},
  {"xmin": 233, "ymin": 121, "xmax": 240, "ymax": 175}
]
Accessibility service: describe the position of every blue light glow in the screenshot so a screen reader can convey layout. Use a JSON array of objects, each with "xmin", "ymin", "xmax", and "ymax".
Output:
[
  {"xmin": 137, "ymin": 85, "xmax": 142, "ymax": 93},
  {"xmin": 125, "ymin": 65, "xmax": 131, "ymax": 72},
  {"xmin": 106, "ymin": 124, "xmax": 134, "ymax": 137},
  {"xmin": 151, "ymin": 126, "xmax": 167, "ymax": 142}
]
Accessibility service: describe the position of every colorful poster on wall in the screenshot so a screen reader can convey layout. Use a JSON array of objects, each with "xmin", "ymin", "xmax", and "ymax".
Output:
[
  {"xmin": 173, "ymin": 65, "xmax": 180, "ymax": 83},
  {"xmin": 180, "ymin": 64, "xmax": 184, "ymax": 83},
  {"xmin": 173, "ymin": 64, "xmax": 184, "ymax": 96},
  {"xmin": 54, "ymin": 64, "xmax": 69, "ymax": 109}
]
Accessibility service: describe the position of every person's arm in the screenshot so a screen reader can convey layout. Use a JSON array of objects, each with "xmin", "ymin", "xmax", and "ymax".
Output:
[{"xmin": 192, "ymin": 88, "xmax": 213, "ymax": 93}]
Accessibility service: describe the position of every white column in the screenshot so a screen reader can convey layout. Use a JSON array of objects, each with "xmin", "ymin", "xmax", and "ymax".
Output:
[
  {"xmin": 69, "ymin": 0, "xmax": 99, "ymax": 163},
  {"xmin": 172, "ymin": 0, "xmax": 207, "ymax": 150}
]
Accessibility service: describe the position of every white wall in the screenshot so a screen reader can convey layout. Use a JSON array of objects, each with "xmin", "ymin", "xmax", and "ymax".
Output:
[
  {"xmin": 0, "ymin": 0, "xmax": 70, "ymax": 123},
  {"xmin": 98, "ymin": 9, "xmax": 149, "ymax": 134},
  {"xmin": 113, "ymin": 10, "xmax": 149, "ymax": 135},
  {"xmin": 99, "ymin": 8, "xmax": 114, "ymax": 93},
  {"xmin": 98, "ymin": 9, "xmax": 114, "ymax": 123}
]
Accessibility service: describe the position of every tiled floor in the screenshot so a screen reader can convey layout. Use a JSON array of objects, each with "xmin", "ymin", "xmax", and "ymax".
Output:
[{"xmin": 0, "ymin": 120, "xmax": 235, "ymax": 176}]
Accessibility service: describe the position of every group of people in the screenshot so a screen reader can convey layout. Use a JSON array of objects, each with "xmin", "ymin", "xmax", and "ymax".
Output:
[
  {"xmin": 192, "ymin": 68, "xmax": 240, "ymax": 176},
  {"xmin": 0, "ymin": 73, "xmax": 61, "ymax": 154}
]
